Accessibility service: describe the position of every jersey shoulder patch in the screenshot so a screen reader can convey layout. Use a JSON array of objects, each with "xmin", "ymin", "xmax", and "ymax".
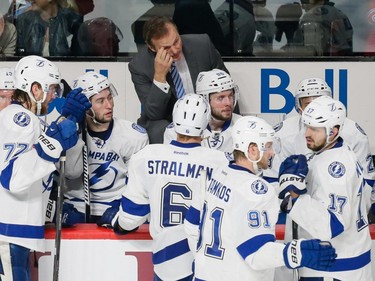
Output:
[
  {"xmin": 131, "ymin": 123, "xmax": 147, "ymax": 134},
  {"xmin": 251, "ymin": 179, "xmax": 268, "ymax": 194},
  {"xmin": 355, "ymin": 123, "xmax": 367, "ymax": 136},
  {"xmin": 13, "ymin": 111, "xmax": 31, "ymax": 127},
  {"xmin": 328, "ymin": 161, "xmax": 346, "ymax": 178}
]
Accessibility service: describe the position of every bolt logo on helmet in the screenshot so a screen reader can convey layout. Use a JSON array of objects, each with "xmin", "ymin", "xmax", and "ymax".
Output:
[
  {"xmin": 302, "ymin": 95, "xmax": 346, "ymax": 142},
  {"xmin": 232, "ymin": 116, "xmax": 277, "ymax": 162},
  {"xmin": 73, "ymin": 71, "xmax": 118, "ymax": 100},
  {"xmin": 14, "ymin": 55, "xmax": 62, "ymax": 104},
  {"xmin": 295, "ymin": 78, "xmax": 332, "ymax": 113},
  {"xmin": 195, "ymin": 69, "xmax": 239, "ymax": 106},
  {"xmin": 172, "ymin": 93, "xmax": 211, "ymax": 137}
]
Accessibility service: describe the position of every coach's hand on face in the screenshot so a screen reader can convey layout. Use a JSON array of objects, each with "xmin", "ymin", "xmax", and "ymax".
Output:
[{"xmin": 153, "ymin": 47, "xmax": 173, "ymax": 83}]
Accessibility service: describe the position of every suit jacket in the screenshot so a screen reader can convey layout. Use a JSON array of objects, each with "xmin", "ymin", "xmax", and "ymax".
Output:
[{"xmin": 129, "ymin": 33, "xmax": 228, "ymax": 129}]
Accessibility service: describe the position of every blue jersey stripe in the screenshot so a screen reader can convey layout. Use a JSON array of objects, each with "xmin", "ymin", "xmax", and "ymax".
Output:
[
  {"xmin": 185, "ymin": 207, "xmax": 200, "ymax": 226},
  {"xmin": 0, "ymin": 158, "xmax": 16, "ymax": 190},
  {"xmin": 237, "ymin": 234, "xmax": 275, "ymax": 259},
  {"xmin": 121, "ymin": 196, "xmax": 150, "ymax": 216},
  {"xmin": 328, "ymin": 250, "xmax": 371, "ymax": 272},
  {"xmin": 328, "ymin": 210, "xmax": 344, "ymax": 238},
  {"xmin": 153, "ymin": 238, "xmax": 190, "ymax": 265},
  {"xmin": 0, "ymin": 222, "xmax": 45, "ymax": 239}
]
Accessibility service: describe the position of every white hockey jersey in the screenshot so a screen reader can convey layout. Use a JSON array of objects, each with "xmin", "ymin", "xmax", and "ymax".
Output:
[
  {"xmin": 117, "ymin": 141, "xmax": 231, "ymax": 281},
  {"xmin": 289, "ymin": 139, "xmax": 372, "ymax": 281},
  {"xmin": 163, "ymin": 113, "xmax": 241, "ymax": 153},
  {"xmin": 0, "ymin": 104, "xmax": 56, "ymax": 252},
  {"xmin": 263, "ymin": 115, "xmax": 375, "ymax": 209},
  {"xmin": 65, "ymin": 118, "xmax": 149, "ymax": 216},
  {"xmin": 185, "ymin": 163, "xmax": 286, "ymax": 281}
]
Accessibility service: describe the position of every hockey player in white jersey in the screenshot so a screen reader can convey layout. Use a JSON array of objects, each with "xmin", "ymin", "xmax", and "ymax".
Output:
[
  {"xmin": 0, "ymin": 67, "xmax": 15, "ymax": 111},
  {"xmin": 184, "ymin": 115, "xmax": 337, "ymax": 281},
  {"xmin": 102, "ymin": 94, "xmax": 231, "ymax": 280},
  {"xmin": 278, "ymin": 96, "xmax": 372, "ymax": 280},
  {"xmin": 263, "ymin": 78, "xmax": 375, "ymax": 212},
  {"xmin": 164, "ymin": 69, "xmax": 241, "ymax": 153},
  {"xmin": 0, "ymin": 55, "xmax": 80, "ymax": 281},
  {"xmin": 61, "ymin": 71, "xmax": 149, "ymax": 224}
]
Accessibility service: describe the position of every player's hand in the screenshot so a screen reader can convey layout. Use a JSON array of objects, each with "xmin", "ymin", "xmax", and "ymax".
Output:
[
  {"xmin": 278, "ymin": 154, "xmax": 308, "ymax": 199},
  {"xmin": 35, "ymin": 118, "xmax": 78, "ymax": 162},
  {"xmin": 61, "ymin": 88, "xmax": 92, "ymax": 123},
  {"xmin": 62, "ymin": 203, "xmax": 84, "ymax": 227},
  {"xmin": 97, "ymin": 206, "xmax": 119, "ymax": 229},
  {"xmin": 283, "ymin": 239, "xmax": 337, "ymax": 270},
  {"xmin": 154, "ymin": 47, "xmax": 173, "ymax": 83}
]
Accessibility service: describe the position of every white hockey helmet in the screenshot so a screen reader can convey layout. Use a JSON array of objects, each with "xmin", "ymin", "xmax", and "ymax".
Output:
[
  {"xmin": 196, "ymin": 69, "xmax": 239, "ymax": 106},
  {"xmin": 295, "ymin": 78, "xmax": 332, "ymax": 113},
  {"xmin": 302, "ymin": 95, "xmax": 346, "ymax": 142},
  {"xmin": 232, "ymin": 116, "xmax": 277, "ymax": 162},
  {"xmin": 172, "ymin": 93, "xmax": 211, "ymax": 137},
  {"xmin": 73, "ymin": 71, "xmax": 118, "ymax": 100},
  {"xmin": 14, "ymin": 55, "xmax": 62, "ymax": 103},
  {"xmin": 0, "ymin": 67, "xmax": 15, "ymax": 90}
]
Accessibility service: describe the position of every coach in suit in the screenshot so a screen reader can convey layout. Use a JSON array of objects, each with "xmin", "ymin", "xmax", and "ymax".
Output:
[{"xmin": 129, "ymin": 16, "xmax": 229, "ymax": 144}]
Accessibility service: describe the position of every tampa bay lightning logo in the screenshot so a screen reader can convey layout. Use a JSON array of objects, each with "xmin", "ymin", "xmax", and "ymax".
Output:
[
  {"xmin": 13, "ymin": 112, "xmax": 31, "ymax": 127},
  {"xmin": 328, "ymin": 161, "xmax": 346, "ymax": 178},
  {"xmin": 42, "ymin": 173, "xmax": 54, "ymax": 193},
  {"xmin": 208, "ymin": 133, "xmax": 224, "ymax": 149},
  {"xmin": 132, "ymin": 123, "xmax": 147, "ymax": 134},
  {"xmin": 89, "ymin": 161, "xmax": 118, "ymax": 192},
  {"xmin": 251, "ymin": 180, "xmax": 268, "ymax": 194},
  {"xmin": 93, "ymin": 137, "xmax": 106, "ymax": 148}
]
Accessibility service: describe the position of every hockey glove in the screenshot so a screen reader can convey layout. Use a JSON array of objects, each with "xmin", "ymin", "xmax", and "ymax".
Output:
[
  {"xmin": 62, "ymin": 203, "xmax": 85, "ymax": 227},
  {"xmin": 35, "ymin": 118, "xmax": 78, "ymax": 162},
  {"xmin": 97, "ymin": 206, "xmax": 119, "ymax": 229},
  {"xmin": 61, "ymin": 88, "xmax": 91, "ymax": 123},
  {"xmin": 283, "ymin": 239, "xmax": 336, "ymax": 271},
  {"xmin": 278, "ymin": 154, "xmax": 308, "ymax": 199}
]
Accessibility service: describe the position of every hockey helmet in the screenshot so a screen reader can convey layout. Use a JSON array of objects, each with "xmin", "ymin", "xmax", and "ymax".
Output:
[
  {"xmin": 295, "ymin": 78, "xmax": 332, "ymax": 113},
  {"xmin": 196, "ymin": 69, "xmax": 239, "ymax": 106},
  {"xmin": 172, "ymin": 93, "xmax": 211, "ymax": 137},
  {"xmin": 73, "ymin": 71, "xmax": 118, "ymax": 100}
]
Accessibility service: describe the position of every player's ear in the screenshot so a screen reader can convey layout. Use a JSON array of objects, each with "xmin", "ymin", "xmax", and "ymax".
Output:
[{"xmin": 328, "ymin": 127, "xmax": 339, "ymax": 141}]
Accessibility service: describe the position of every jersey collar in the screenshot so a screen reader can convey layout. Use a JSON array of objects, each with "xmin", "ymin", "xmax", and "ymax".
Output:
[
  {"xmin": 170, "ymin": 140, "xmax": 201, "ymax": 148},
  {"xmin": 228, "ymin": 161, "xmax": 255, "ymax": 175}
]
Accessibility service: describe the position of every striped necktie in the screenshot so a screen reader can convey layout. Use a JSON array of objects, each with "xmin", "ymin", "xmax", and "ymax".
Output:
[{"xmin": 170, "ymin": 62, "xmax": 186, "ymax": 99}]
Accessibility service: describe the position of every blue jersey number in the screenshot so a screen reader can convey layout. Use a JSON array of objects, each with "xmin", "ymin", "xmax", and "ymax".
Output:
[
  {"xmin": 160, "ymin": 183, "xmax": 192, "ymax": 228},
  {"xmin": 198, "ymin": 204, "xmax": 225, "ymax": 260},
  {"xmin": 248, "ymin": 210, "xmax": 271, "ymax": 228},
  {"xmin": 3, "ymin": 143, "xmax": 28, "ymax": 161}
]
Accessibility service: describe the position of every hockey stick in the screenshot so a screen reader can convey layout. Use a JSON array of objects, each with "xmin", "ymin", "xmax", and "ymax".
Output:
[
  {"xmin": 53, "ymin": 152, "xmax": 66, "ymax": 281},
  {"xmin": 81, "ymin": 120, "xmax": 91, "ymax": 222}
]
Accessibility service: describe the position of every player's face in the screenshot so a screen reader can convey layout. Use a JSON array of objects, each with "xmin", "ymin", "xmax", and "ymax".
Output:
[
  {"xmin": 259, "ymin": 142, "xmax": 275, "ymax": 169},
  {"xmin": 150, "ymin": 23, "xmax": 183, "ymax": 61},
  {"xmin": 299, "ymin": 96, "xmax": 316, "ymax": 112},
  {"xmin": 305, "ymin": 125, "xmax": 327, "ymax": 151},
  {"xmin": 90, "ymin": 88, "xmax": 114, "ymax": 123},
  {"xmin": 209, "ymin": 90, "xmax": 234, "ymax": 121},
  {"xmin": 0, "ymin": 89, "xmax": 13, "ymax": 110}
]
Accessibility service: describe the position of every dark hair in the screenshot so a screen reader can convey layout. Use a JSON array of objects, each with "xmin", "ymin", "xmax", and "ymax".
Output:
[
  {"xmin": 12, "ymin": 89, "xmax": 32, "ymax": 110},
  {"xmin": 143, "ymin": 16, "xmax": 177, "ymax": 47}
]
